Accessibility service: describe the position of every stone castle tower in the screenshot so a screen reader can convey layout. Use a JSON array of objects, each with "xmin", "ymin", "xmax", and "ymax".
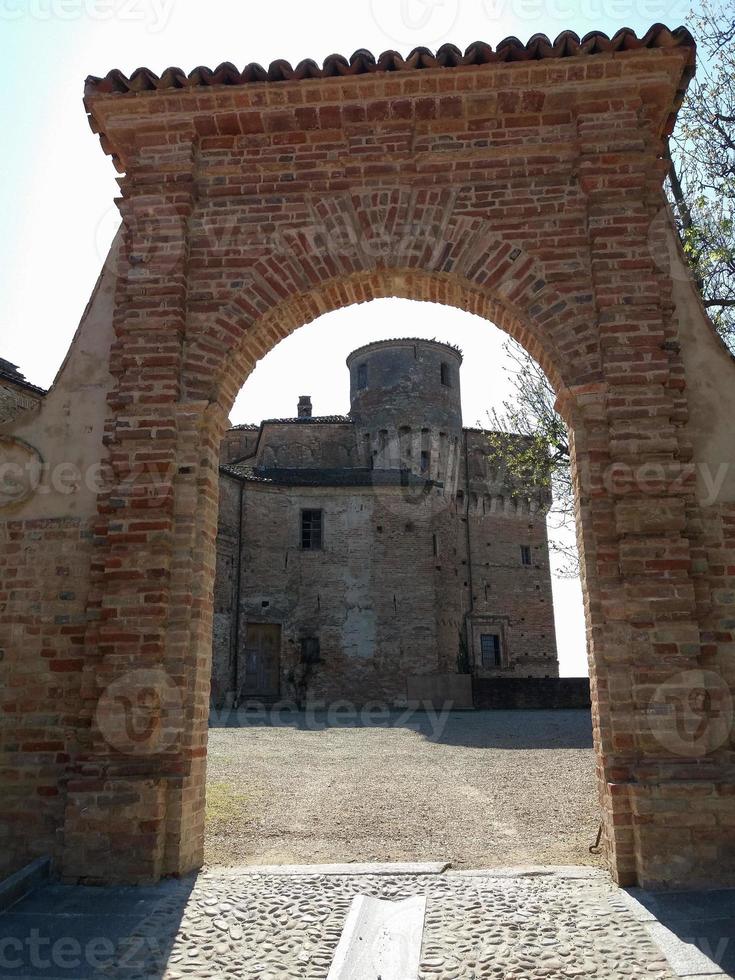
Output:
[
  {"xmin": 212, "ymin": 338, "xmax": 559, "ymax": 708},
  {"xmin": 348, "ymin": 338, "xmax": 463, "ymax": 489}
]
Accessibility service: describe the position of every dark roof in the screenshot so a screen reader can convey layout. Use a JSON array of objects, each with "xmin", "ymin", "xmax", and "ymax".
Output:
[
  {"xmin": 0, "ymin": 358, "xmax": 46, "ymax": 396},
  {"xmin": 85, "ymin": 26, "xmax": 695, "ymax": 95},
  {"xmin": 346, "ymin": 338, "xmax": 463, "ymax": 365},
  {"xmin": 261, "ymin": 415, "xmax": 352, "ymax": 425},
  {"xmin": 221, "ymin": 464, "xmax": 440, "ymax": 489}
]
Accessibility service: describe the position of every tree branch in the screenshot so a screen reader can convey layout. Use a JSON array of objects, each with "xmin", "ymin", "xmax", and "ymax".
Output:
[{"xmin": 665, "ymin": 148, "xmax": 695, "ymax": 234}]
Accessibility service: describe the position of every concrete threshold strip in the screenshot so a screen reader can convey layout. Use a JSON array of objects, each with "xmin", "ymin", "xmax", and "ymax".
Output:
[
  {"xmin": 327, "ymin": 894, "xmax": 427, "ymax": 980},
  {"xmin": 214, "ymin": 861, "xmax": 451, "ymax": 877}
]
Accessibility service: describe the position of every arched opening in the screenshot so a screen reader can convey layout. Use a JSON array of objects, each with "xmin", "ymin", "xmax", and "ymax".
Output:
[
  {"xmin": 202, "ymin": 291, "xmax": 599, "ymax": 870},
  {"xmin": 17, "ymin": 35, "xmax": 726, "ymax": 892}
]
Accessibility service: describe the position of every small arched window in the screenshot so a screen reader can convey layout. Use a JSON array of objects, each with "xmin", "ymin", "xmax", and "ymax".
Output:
[
  {"xmin": 440, "ymin": 362, "xmax": 451, "ymax": 387},
  {"xmin": 357, "ymin": 363, "xmax": 368, "ymax": 390}
]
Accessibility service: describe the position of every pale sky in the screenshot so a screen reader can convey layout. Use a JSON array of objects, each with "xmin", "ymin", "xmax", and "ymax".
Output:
[{"xmin": 0, "ymin": 0, "xmax": 691, "ymax": 677}]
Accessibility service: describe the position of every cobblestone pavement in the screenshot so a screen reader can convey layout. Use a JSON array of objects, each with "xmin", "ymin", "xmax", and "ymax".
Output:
[{"xmin": 2, "ymin": 865, "xmax": 733, "ymax": 979}]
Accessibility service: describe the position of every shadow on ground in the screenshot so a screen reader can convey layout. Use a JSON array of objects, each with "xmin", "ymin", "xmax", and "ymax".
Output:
[
  {"xmin": 208, "ymin": 706, "xmax": 595, "ymax": 750},
  {"xmin": 0, "ymin": 877, "xmax": 196, "ymax": 979},
  {"xmin": 209, "ymin": 702, "xmax": 592, "ymax": 749},
  {"xmin": 625, "ymin": 887, "xmax": 735, "ymax": 978}
]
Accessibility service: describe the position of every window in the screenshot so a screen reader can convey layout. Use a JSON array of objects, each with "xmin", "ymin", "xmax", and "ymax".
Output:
[
  {"xmin": 301, "ymin": 509, "xmax": 323, "ymax": 550},
  {"xmin": 420, "ymin": 450, "xmax": 430, "ymax": 474},
  {"xmin": 480, "ymin": 633, "xmax": 502, "ymax": 668},
  {"xmin": 300, "ymin": 636, "xmax": 321, "ymax": 664},
  {"xmin": 399, "ymin": 425, "xmax": 412, "ymax": 464},
  {"xmin": 357, "ymin": 363, "xmax": 368, "ymax": 390},
  {"xmin": 440, "ymin": 362, "xmax": 451, "ymax": 387},
  {"xmin": 521, "ymin": 545, "xmax": 532, "ymax": 566}
]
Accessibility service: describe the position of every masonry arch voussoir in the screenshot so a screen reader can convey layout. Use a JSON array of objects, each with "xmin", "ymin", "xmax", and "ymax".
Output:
[{"xmin": 183, "ymin": 217, "xmax": 597, "ymax": 415}]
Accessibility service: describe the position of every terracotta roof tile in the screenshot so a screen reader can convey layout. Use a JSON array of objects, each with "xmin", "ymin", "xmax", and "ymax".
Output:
[{"xmin": 85, "ymin": 25, "xmax": 695, "ymax": 96}]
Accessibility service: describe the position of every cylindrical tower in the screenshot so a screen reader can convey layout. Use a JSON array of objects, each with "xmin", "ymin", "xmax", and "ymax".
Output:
[{"xmin": 346, "ymin": 338, "xmax": 463, "ymax": 490}]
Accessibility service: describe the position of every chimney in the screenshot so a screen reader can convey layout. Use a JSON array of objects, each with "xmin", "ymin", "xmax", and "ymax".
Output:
[{"xmin": 297, "ymin": 395, "xmax": 312, "ymax": 419}]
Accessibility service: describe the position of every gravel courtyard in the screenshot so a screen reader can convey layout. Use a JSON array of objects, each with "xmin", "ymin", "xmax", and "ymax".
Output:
[{"xmin": 205, "ymin": 709, "xmax": 601, "ymax": 870}]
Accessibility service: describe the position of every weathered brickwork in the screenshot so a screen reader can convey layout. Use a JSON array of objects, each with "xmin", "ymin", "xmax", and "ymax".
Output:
[
  {"xmin": 0, "ymin": 518, "xmax": 93, "ymax": 877},
  {"xmin": 1, "ymin": 27, "xmax": 733, "ymax": 888},
  {"xmin": 211, "ymin": 339, "xmax": 557, "ymax": 708}
]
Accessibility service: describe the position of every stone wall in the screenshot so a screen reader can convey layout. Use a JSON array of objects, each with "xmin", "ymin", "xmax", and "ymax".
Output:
[
  {"xmin": 348, "ymin": 339, "xmax": 463, "ymax": 485},
  {"xmin": 219, "ymin": 426, "xmax": 259, "ymax": 465},
  {"xmin": 211, "ymin": 475, "xmax": 241, "ymax": 707},
  {"xmin": 221, "ymin": 479, "xmax": 443, "ymax": 704},
  {"xmin": 462, "ymin": 430, "xmax": 557, "ymax": 677},
  {"xmin": 212, "ymin": 411, "xmax": 559, "ymax": 707},
  {"xmin": 254, "ymin": 421, "xmax": 357, "ymax": 469},
  {"xmin": 0, "ymin": 381, "xmax": 44, "ymax": 427},
  {"xmin": 473, "ymin": 677, "xmax": 591, "ymax": 709}
]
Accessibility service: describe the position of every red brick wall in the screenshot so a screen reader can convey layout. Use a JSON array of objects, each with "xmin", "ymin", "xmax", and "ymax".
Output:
[
  {"xmin": 3, "ymin": 36, "xmax": 733, "ymax": 887},
  {"xmin": 0, "ymin": 518, "xmax": 92, "ymax": 878}
]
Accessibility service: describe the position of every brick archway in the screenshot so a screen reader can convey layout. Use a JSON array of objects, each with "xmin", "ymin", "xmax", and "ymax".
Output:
[
  {"xmin": 3, "ymin": 26, "xmax": 734, "ymax": 888},
  {"xmin": 185, "ymin": 218, "xmax": 586, "ymax": 410}
]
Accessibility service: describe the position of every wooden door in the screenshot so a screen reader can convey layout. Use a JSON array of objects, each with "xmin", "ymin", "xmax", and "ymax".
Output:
[{"xmin": 242, "ymin": 624, "xmax": 281, "ymax": 698}]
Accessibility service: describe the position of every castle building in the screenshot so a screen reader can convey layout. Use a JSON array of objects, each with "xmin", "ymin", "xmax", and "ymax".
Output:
[
  {"xmin": 212, "ymin": 339, "xmax": 559, "ymax": 708},
  {"xmin": 0, "ymin": 359, "xmax": 45, "ymax": 425}
]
